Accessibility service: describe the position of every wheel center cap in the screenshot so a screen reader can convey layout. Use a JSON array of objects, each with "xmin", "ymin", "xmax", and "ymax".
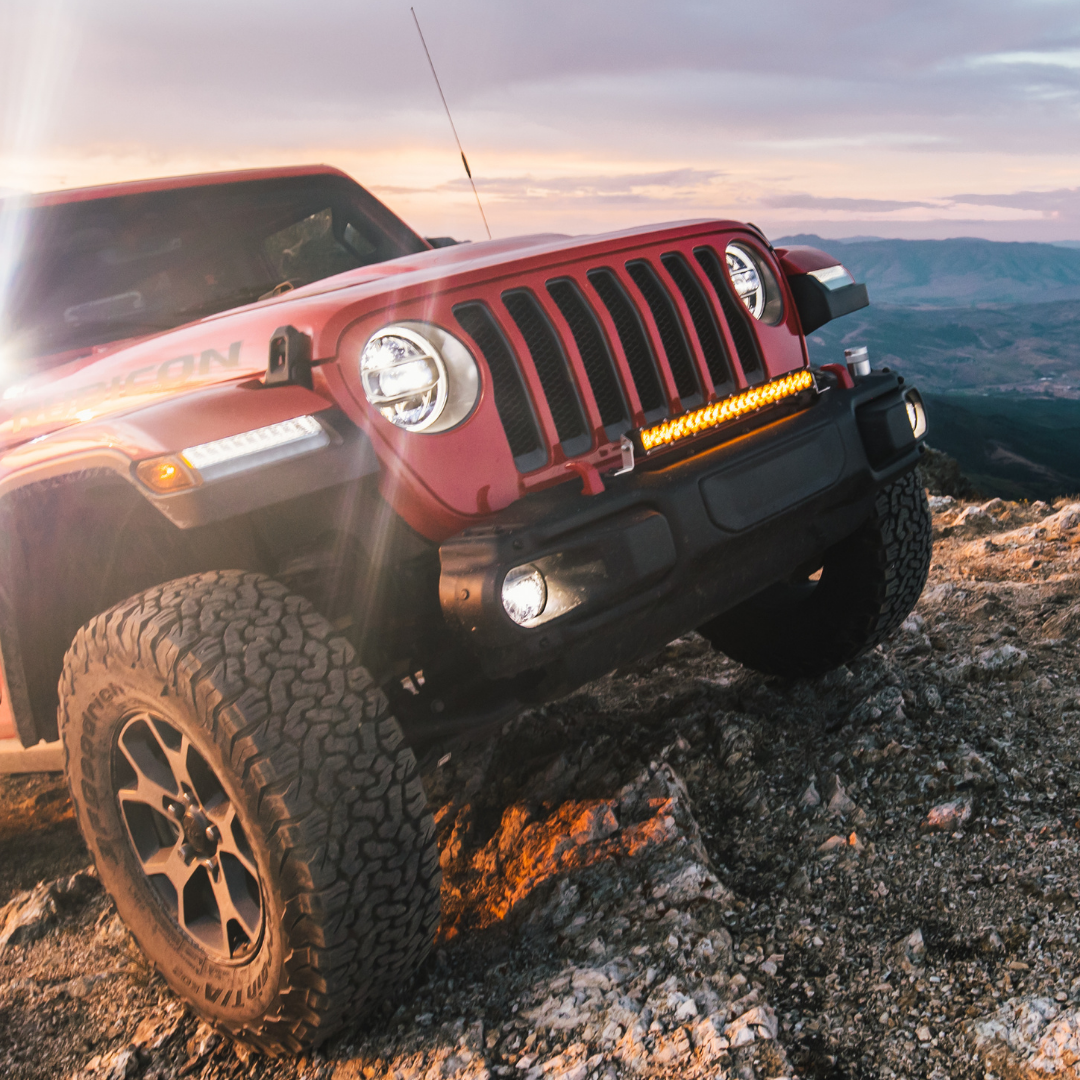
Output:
[{"xmin": 180, "ymin": 803, "xmax": 217, "ymax": 859}]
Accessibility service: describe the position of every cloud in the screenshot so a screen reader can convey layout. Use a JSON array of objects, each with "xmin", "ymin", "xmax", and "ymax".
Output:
[
  {"xmin": 948, "ymin": 188, "xmax": 1080, "ymax": 216},
  {"xmin": 760, "ymin": 193, "xmax": 940, "ymax": 213},
  {"xmin": 968, "ymin": 49, "xmax": 1080, "ymax": 69},
  {"xmin": 6, "ymin": 1, "xmax": 1080, "ymax": 240}
]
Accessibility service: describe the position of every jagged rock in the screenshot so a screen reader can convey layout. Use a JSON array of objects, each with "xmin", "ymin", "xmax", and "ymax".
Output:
[
  {"xmin": 975, "ymin": 644, "xmax": 1028, "ymax": 679},
  {"xmin": 723, "ymin": 1005, "xmax": 778, "ymax": 1047},
  {"xmin": 785, "ymin": 867, "xmax": 811, "ymax": 895},
  {"xmin": 970, "ymin": 997, "xmax": 1080, "ymax": 1078},
  {"xmin": 0, "ymin": 869, "xmax": 100, "ymax": 949},
  {"xmin": 923, "ymin": 797, "xmax": 973, "ymax": 832},
  {"xmin": 895, "ymin": 928, "xmax": 926, "ymax": 973},
  {"xmin": 826, "ymin": 776, "xmax": 857, "ymax": 818}
]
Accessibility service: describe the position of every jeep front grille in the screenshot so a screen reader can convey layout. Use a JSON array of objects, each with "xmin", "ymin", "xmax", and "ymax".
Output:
[
  {"xmin": 452, "ymin": 302, "xmax": 546, "ymax": 470},
  {"xmin": 693, "ymin": 246, "xmax": 763, "ymax": 377},
  {"xmin": 585, "ymin": 268, "xmax": 665, "ymax": 415},
  {"xmin": 546, "ymin": 279, "xmax": 628, "ymax": 433},
  {"xmin": 660, "ymin": 252, "xmax": 733, "ymax": 392},
  {"xmin": 453, "ymin": 240, "xmax": 788, "ymax": 473},
  {"xmin": 501, "ymin": 290, "xmax": 590, "ymax": 455},
  {"xmin": 625, "ymin": 260, "xmax": 700, "ymax": 402}
]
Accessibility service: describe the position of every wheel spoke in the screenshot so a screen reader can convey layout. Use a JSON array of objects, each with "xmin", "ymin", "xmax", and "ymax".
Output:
[
  {"xmin": 144, "ymin": 721, "xmax": 196, "ymax": 794},
  {"xmin": 114, "ymin": 709, "xmax": 265, "ymax": 963},
  {"xmin": 210, "ymin": 804, "xmax": 260, "ymax": 880},
  {"xmin": 117, "ymin": 764, "xmax": 178, "ymax": 815},
  {"xmin": 143, "ymin": 841, "xmax": 196, "ymax": 898},
  {"xmin": 210, "ymin": 861, "xmax": 260, "ymax": 945}
]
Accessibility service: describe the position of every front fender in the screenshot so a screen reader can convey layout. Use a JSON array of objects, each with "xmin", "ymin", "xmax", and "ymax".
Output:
[{"xmin": 0, "ymin": 380, "xmax": 380, "ymax": 529}]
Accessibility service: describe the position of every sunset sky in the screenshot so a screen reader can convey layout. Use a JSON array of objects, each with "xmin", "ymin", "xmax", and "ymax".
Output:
[{"xmin": 2, "ymin": 0, "xmax": 1079, "ymax": 243}]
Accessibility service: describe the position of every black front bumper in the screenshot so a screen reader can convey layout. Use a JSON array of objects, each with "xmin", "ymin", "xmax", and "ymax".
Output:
[{"xmin": 439, "ymin": 371, "xmax": 924, "ymax": 700}]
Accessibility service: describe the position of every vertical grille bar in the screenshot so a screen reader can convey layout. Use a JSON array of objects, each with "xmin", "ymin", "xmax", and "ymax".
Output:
[
  {"xmin": 546, "ymin": 278, "xmax": 628, "ymax": 431},
  {"xmin": 625, "ymin": 260, "xmax": 699, "ymax": 401},
  {"xmin": 660, "ymin": 252, "xmax": 733, "ymax": 391},
  {"xmin": 453, "ymin": 301, "xmax": 547, "ymax": 471},
  {"xmin": 694, "ymin": 246, "xmax": 764, "ymax": 380},
  {"xmin": 501, "ymin": 289, "xmax": 590, "ymax": 454},
  {"xmin": 586, "ymin": 268, "xmax": 666, "ymax": 415}
]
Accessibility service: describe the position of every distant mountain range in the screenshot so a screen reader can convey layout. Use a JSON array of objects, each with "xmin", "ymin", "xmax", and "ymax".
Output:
[
  {"xmin": 774, "ymin": 234, "xmax": 1080, "ymax": 307},
  {"xmin": 774, "ymin": 234, "xmax": 1080, "ymax": 499},
  {"xmin": 802, "ymin": 298, "xmax": 1080, "ymax": 397}
]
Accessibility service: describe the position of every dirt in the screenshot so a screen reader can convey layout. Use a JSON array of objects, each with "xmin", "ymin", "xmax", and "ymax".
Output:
[{"xmin": 4, "ymin": 493, "xmax": 1080, "ymax": 1079}]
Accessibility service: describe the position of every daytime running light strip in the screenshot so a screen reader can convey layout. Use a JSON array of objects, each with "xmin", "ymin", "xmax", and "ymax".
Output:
[
  {"xmin": 639, "ymin": 369, "xmax": 815, "ymax": 452},
  {"xmin": 181, "ymin": 414, "xmax": 325, "ymax": 471}
]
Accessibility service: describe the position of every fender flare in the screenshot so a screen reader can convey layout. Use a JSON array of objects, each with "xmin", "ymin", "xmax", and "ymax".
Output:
[{"xmin": 0, "ymin": 389, "xmax": 381, "ymax": 745}]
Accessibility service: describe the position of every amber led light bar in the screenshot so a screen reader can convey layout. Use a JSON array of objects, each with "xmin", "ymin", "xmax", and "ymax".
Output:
[{"xmin": 638, "ymin": 369, "xmax": 815, "ymax": 453}]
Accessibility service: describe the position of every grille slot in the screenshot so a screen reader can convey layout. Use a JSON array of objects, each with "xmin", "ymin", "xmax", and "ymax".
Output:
[
  {"xmin": 626, "ymin": 260, "xmax": 699, "ymax": 400},
  {"xmin": 453, "ymin": 301, "xmax": 546, "ymax": 470},
  {"xmin": 546, "ymin": 278, "xmax": 628, "ymax": 431},
  {"xmin": 693, "ymin": 246, "xmax": 764, "ymax": 379},
  {"xmin": 661, "ymin": 252, "xmax": 732, "ymax": 390},
  {"xmin": 586, "ymin": 268, "xmax": 665, "ymax": 414},
  {"xmin": 502, "ymin": 290, "xmax": 589, "ymax": 452}
]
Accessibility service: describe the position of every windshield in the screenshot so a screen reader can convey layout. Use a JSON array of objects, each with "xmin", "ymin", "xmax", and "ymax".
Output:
[{"xmin": 0, "ymin": 173, "xmax": 429, "ymax": 369}]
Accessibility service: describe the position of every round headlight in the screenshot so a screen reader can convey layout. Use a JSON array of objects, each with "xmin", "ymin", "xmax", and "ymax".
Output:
[
  {"xmin": 360, "ymin": 322, "xmax": 479, "ymax": 433},
  {"xmin": 725, "ymin": 242, "xmax": 784, "ymax": 325},
  {"xmin": 501, "ymin": 564, "xmax": 547, "ymax": 626}
]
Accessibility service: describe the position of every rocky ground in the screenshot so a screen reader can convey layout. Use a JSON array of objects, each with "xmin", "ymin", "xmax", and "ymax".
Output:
[{"xmin": 5, "ymin": 493, "xmax": 1080, "ymax": 1080}]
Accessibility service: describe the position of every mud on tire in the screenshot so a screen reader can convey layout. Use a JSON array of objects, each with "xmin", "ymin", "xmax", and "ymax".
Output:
[
  {"xmin": 59, "ymin": 570, "xmax": 441, "ymax": 1054},
  {"xmin": 699, "ymin": 469, "xmax": 932, "ymax": 678}
]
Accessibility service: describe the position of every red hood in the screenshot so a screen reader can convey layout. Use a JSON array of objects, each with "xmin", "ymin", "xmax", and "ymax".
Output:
[{"xmin": 0, "ymin": 220, "xmax": 733, "ymax": 449}]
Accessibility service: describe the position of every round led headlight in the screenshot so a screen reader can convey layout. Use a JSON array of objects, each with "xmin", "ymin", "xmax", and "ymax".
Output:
[
  {"xmin": 360, "ymin": 322, "xmax": 479, "ymax": 433},
  {"xmin": 725, "ymin": 242, "xmax": 784, "ymax": 325},
  {"xmin": 501, "ymin": 564, "xmax": 547, "ymax": 626}
]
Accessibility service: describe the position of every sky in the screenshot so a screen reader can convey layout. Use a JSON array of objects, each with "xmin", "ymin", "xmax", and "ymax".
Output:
[{"xmin": 2, "ymin": 0, "xmax": 1080, "ymax": 243}]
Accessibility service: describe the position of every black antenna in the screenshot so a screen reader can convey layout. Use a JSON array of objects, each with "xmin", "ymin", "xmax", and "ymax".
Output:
[{"xmin": 411, "ymin": 7, "xmax": 492, "ymax": 240}]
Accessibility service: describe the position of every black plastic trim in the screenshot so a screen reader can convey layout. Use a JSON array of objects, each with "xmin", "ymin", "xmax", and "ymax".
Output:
[
  {"xmin": 788, "ymin": 277, "xmax": 870, "ymax": 335},
  {"xmin": 440, "ymin": 371, "xmax": 924, "ymax": 696}
]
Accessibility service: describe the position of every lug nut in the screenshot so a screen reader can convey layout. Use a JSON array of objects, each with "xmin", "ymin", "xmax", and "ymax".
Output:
[
  {"xmin": 205, "ymin": 825, "xmax": 220, "ymax": 843},
  {"xmin": 179, "ymin": 843, "xmax": 195, "ymax": 863}
]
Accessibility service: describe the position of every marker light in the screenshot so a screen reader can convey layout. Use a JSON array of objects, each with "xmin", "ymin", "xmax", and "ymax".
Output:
[
  {"xmin": 639, "ymin": 368, "xmax": 815, "ymax": 453},
  {"xmin": 809, "ymin": 264, "xmax": 856, "ymax": 290},
  {"xmin": 179, "ymin": 414, "xmax": 329, "ymax": 481},
  {"xmin": 135, "ymin": 457, "xmax": 196, "ymax": 493},
  {"xmin": 501, "ymin": 564, "xmax": 548, "ymax": 626}
]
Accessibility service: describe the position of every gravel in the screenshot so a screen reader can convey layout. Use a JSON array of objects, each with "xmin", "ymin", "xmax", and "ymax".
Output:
[{"xmin": 3, "ymin": 493, "xmax": 1080, "ymax": 1079}]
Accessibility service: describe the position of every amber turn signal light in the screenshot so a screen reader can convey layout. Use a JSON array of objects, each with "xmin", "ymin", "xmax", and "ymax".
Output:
[{"xmin": 135, "ymin": 456, "xmax": 197, "ymax": 493}]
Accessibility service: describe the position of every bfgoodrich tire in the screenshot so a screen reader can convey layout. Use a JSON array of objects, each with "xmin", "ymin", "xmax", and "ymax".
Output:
[
  {"xmin": 59, "ymin": 571, "xmax": 440, "ymax": 1054},
  {"xmin": 698, "ymin": 469, "xmax": 932, "ymax": 678}
]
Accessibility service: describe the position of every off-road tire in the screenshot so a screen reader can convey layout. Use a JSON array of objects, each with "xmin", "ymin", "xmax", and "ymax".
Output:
[
  {"xmin": 699, "ymin": 469, "xmax": 932, "ymax": 678},
  {"xmin": 59, "ymin": 570, "xmax": 440, "ymax": 1054}
]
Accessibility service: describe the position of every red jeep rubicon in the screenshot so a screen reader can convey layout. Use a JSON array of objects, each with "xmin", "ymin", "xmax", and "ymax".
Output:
[{"xmin": 0, "ymin": 166, "xmax": 930, "ymax": 1051}]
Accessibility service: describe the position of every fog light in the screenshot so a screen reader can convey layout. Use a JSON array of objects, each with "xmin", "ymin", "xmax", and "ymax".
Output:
[
  {"xmin": 904, "ymin": 390, "xmax": 927, "ymax": 439},
  {"xmin": 501, "ymin": 564, "xmax": 547, "ymax": 626}
]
